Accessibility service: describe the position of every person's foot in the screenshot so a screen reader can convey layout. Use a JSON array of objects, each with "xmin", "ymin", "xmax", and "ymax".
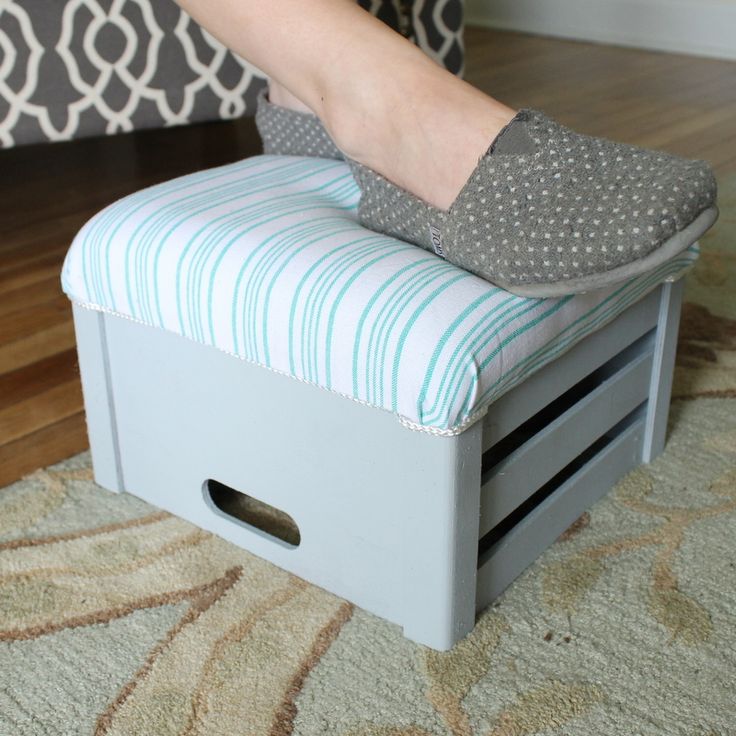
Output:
[
  {"xmin": 266, "ymin": 64, "xmax": 517, "ymax": 213},
  {"xmin": 321, "ymin": 64, "xmax": 517, "ymax": 211},
  {"xmin": 347, "ymin": 105, "xmax": 717, "ymax": 295},
  {"xmin": 259, "ymin": 83, "xmax": 344, "ymax": 160},
  {"xmin": 258, "ymin": 66, "xmax": 717, "ymax": 297}
]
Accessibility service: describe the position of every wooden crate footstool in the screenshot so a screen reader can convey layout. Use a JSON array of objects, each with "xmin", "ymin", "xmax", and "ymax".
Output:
[{"xmin": 61, "ymin": 155, "xmax": 697, "ymax": 650}]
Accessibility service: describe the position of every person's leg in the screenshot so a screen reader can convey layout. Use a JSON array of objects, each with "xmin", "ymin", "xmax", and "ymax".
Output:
[
  {"xmin": 175, "ymin": 0, "xmax": 516, "ymax": 211},
  {"xmin": 267, "ymin": 0, "xmax": 414, "ymax": 116}
]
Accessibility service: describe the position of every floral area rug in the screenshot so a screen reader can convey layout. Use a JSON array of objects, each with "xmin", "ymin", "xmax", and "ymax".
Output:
[{"xmin": 1, "ymin": 175, "xmax": 734, "ymax": 736}]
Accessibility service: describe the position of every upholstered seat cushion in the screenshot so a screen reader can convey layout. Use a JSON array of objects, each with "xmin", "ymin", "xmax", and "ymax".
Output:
[{"xmin": 62, "ymin": 155, "xmax": 698, "ymax": 434}]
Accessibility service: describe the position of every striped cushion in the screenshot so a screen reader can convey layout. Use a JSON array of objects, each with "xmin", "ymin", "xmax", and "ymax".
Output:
[{"xmin": 62, "ymin": 155, "xmax": 698, "ymax": 435}]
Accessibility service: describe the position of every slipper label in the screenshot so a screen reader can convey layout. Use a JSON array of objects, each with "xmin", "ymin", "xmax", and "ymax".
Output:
[{"xmin": 429, "ymin": 225, "xmax": 445, "ymax": 258}]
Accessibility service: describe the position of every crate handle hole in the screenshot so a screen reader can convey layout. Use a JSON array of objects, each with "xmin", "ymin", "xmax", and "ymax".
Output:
[{"xmin": 203, "ymin": 479, "xmax": 301, "ymax": 548}]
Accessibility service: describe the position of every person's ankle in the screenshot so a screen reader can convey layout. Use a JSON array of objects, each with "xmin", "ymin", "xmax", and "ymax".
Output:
[
  {"xmin": 323, "ymin": 64, "xmax": 518, "ymax": 210},
  {"xmin": 267, "ymin": 80, "xmax": 314, "ymax": 115},
  {"xmin": 319, "ymin": 58, "xmax": 426, "ymax": 166}
]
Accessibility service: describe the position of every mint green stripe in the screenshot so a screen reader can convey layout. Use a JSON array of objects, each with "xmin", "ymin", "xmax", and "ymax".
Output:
[
  {"xmin": 159, "ymin": 161, "xmax": 339, "ymax": 341},
  {"xmin": 437, "ymin": 255, "xmax": 696, "ymax": 429},
  {"xmin": 245, "ymin": 178, "xmax": 357, "ymax": 361},
  {"xmin": 419, "ymin": 295, "xmax": 533, "ymax": 423},
  {"xmin": 260, "ymin": 218, "xmax": 359, "ymax": 368},
  {"xmin": 449, "ymin": 297, "xmax": 573, "ymax": 428},
  {"xmin": 231, "ymin": 218, "xmax": 344, "ymax": 356},
  {"xmin": 206, "ymin": 174, "xmax": 354, "ymax": 347},
  {"xmin": 163, "ymin": 160, "xmax": 338, "ymax": 340},
  {"xmin": 109, "ymin": 157, "xmax": 282, "ymax": 318},
  {"xmin": 415, "ymin": 291, "xmax": 516, "ymax": 420},
  {"xmin": 247, "ymin": 219, "xmax": 344, "ymax": 362},
  {"xmin": 422, "ymin": 296, "xmax": 554, "ymax": 425},
  {"xmin": 320, "ymin": 242, "xmax": 404, "ymax": 388},
  {"xmin": 390, "ymin": 272, "xmax": 470, "ymax": 412},
  {"xmin": 301, "ymin": 237, "xmax": 385, "ymax": 382},
  {"xmin": 351, "ymin": 259, "xmax": 425, "ymax": 399},
  {"xmin": 197, "ymin": 166, "xmax": 350, "ymax": 343},
  {"xmin": 115, "ymin": 157, "xmax": 299, "ymax": 324},
  {"xmin": 371, "ymin": 263, "xmax": 455, "ymax": 405},
  {"xmin": 477, "ymin": 257, "xmax": 694, "ymax": 410},
  {"xmin": 221, "ymin": 200, "xmax": 354, "ymax": 359},
  {"xmin": 233, "ymin": 219, "xmax": 357, "ymax": 362},
  {"xmin": 160, "ymin": 160, "xmax": 329, "ymax": 334},
  {"xmin": 324, "ymin": 241, "xmax": 418, "ymax": 389},
  {"xmin": 287, "ymin": 237, "xmax": 378, "ymax": 377},
  {"xmin": 363, "ymin": 261, "xmax": 449, "ymax": 404}
]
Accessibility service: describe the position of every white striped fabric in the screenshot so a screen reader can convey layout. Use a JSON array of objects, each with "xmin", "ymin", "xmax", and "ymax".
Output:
[{"xmin": 61, "ymin": 155, "xmax": 698, "ymax": 435}]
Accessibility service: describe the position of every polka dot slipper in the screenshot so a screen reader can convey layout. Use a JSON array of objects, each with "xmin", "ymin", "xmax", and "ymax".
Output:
[
  {"xmin": 255, "ymin": 90, "xmax": 718, "ymax": 297},
  {"xmin": 347, "ymin": 109, "xmax": 718, "ymax": 297},
  {"xmin": 255, "ymin": 87, "xmax": 343, "ymax": 161}
]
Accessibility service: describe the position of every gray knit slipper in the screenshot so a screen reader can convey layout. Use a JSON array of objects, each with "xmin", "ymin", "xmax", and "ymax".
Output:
[
  {"xmin": 347, "ymin": 109, "xmax": 718, "ymax": 297},
  {"xmin": 254, "ymin": 92, "xmax": 718, "ymax": 296},
  {"xmin": 255, "ymin": 87, "xmax": 343, "ymax": 160}
]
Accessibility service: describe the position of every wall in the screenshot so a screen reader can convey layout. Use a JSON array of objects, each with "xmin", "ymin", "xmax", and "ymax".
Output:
[{"xmin": 466, "ymin": 0, "xmax": 736, "ymax": 61}]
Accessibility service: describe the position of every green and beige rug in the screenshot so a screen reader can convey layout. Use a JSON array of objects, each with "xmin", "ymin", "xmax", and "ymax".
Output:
[{"xmin": 1, "ymin": 176, "xmax": 735, "ymax": 735}]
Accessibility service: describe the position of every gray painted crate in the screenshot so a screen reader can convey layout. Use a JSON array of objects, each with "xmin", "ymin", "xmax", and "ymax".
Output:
[{"xmin": 71, "ymin": 276, "xmax": 684, "ymax": 650}]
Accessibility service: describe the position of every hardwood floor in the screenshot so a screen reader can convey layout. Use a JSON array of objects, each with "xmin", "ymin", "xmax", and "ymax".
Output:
[
  {"xmin": 463, "ymin": 27, "xmax": 736, "ymax": 174},
  {"xmin": 0, "ymin": 114, "xmax": 263, "ymax": 487},
  {"xmin": 1, "ymin": 27, "xmax": 734, "ymax": 488}
]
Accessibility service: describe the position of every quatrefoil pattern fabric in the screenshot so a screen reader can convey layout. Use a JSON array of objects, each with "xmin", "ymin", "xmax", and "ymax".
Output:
[{"xmin": 0, "ymin": 0, "xmax": 464, "ymax": 147}]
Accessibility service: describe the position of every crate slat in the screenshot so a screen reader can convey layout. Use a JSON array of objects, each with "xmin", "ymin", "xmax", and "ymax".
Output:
[
  {"xmin": 480, "ymin": 286, "xmax": 660, "ymax": 453},
  {"xmin": 476, "ymin": 410, "xmax": 645, "ymax": 611},
  {"xmin": 478, "ymin": 345, "xmax": 653, "ymax": 538}
]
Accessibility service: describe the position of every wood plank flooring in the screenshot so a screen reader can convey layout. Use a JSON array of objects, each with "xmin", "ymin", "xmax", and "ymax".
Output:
[
  {"xmin": 1, "ymin": 27, "xmax": 734, "ymax": 488},
  {"xmin": 0, "ymin": 113, "xmax": 263, "ymax": 487}
]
